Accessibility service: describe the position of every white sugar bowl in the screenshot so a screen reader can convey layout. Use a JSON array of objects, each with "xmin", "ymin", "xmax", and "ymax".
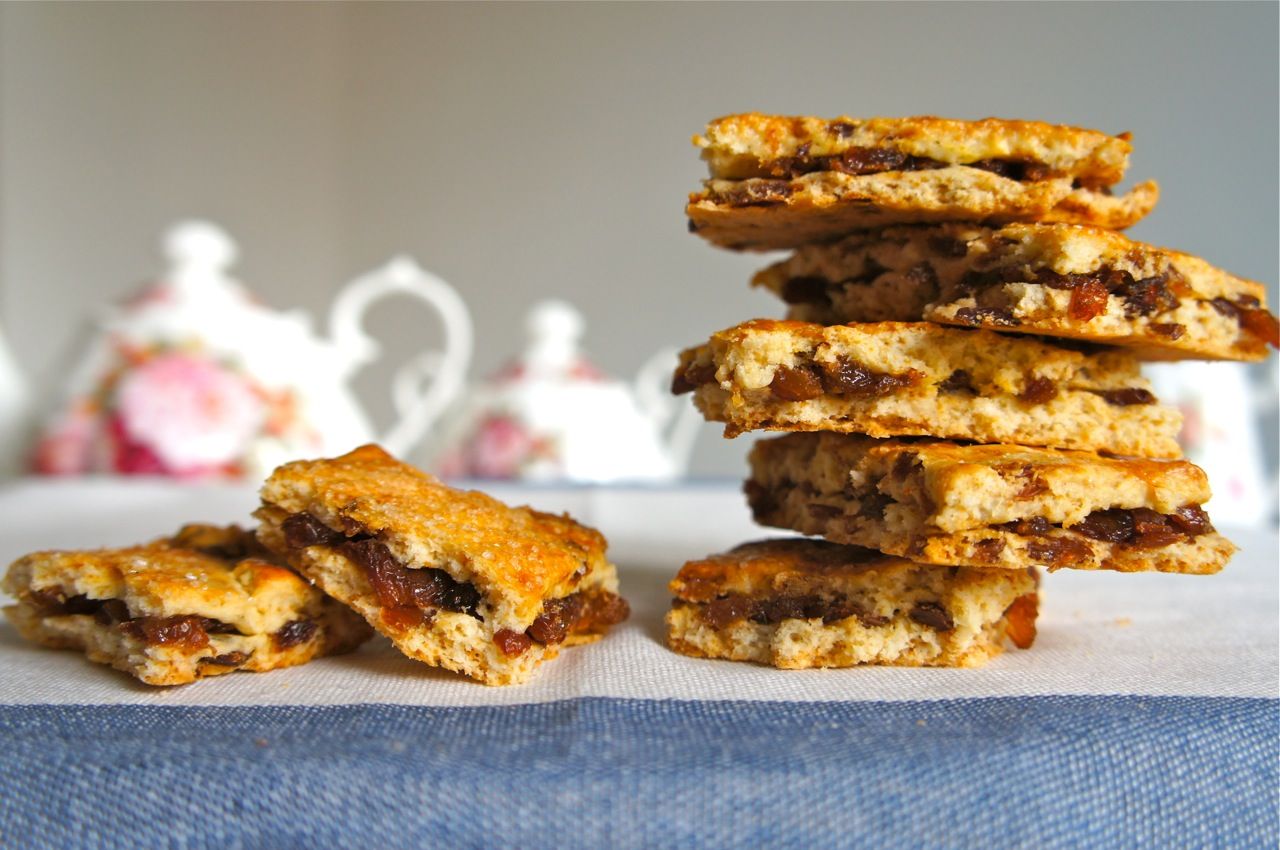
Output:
[{"xmin": 429, "ymin": 300, "xmax": 697, "ymax": 483}]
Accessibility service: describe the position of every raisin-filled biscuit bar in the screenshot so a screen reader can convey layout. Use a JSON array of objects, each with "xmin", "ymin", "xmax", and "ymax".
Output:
[
  {"xmin": 755, "ymin": 222, "xmax": 1278, "ymax": 361},
  {"xmin": 686, "ymin": 113, "xmax": 1158, "ymax": 251},
  {"xmin": 673, "ymin": 319, "xmax": 1182, "ymax": 458},
  {"xmin": 666, "ymin": 539, "xmax": 1038, "ymax": 669},
  {"xmin": 2, "ymin": 524, "xmax": 372, "ymax": 686},
  {"xmin": 748, "ymin": 434, "xmax": 1236, "ymax": 574},
  {"xmin": 255, "ymin": 445, "xmax": 629, "ymax": 686}
]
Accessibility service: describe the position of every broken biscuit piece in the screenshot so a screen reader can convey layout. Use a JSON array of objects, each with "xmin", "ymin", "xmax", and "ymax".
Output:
[
  {"xmin": 255, "ymin": 445, "xmax": 629, "ymax": 686},
  {"xmin": 666, "ymin": 538, "xmax": 1038, "ymax": 669},
  {"xmin": 2, "ymin": 524, "xmax": 372, "ymax": 686}
]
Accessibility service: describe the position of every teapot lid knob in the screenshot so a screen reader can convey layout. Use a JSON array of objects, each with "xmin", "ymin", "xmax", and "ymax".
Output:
[
  {"xmin": 163, "ymin": 220, "xmax": 238, "ymax": 284},
  {"xmin": 523, "ymin": 300, "xmax": 584, "ymax": 377}
]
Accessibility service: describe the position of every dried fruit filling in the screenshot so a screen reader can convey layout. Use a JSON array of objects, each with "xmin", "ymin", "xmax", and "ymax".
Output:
[
  {"xmin": 959, "ymin": 266, "xmax": 1185, "ymax": 322},
  {"xmin": 959, "ymin": 264, "xmax": 1280, "ymax": 348},
  {"xmin": 26, "ymin": 589, "xmax": 249, "ymax": 650},
  {"xmin": 282, "ymin": 513, "xmax": 481, "ymax": 628},
  {"xmin": 700, "ymin": 592, "xmax": 893, "ymax": 631},
  {"xmin": 760, "ymin": 144, "xmax": 1059, "ymax": 183},
  {"xmin": 1001, "ymin": 504, "xmax": 1213, "ymax": 550},
  {"xmin": 281, "ymin": 512, "xmax": 627, "ymax": 658}
]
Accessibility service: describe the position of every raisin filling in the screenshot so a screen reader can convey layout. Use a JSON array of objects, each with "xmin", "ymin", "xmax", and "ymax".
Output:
[
  {"xmin": 282, "ymin": 512, "xmax": 482, "ymax": 629},
  {"xmin": 1210, "ymin": 296, "xmax": 1280, "ymax": 348},
  {"xmin": 273, "ymin": 619, "xmax": 319, "ymax": 650},
  {"xmin": 1002, "ymin": 594, "xmax": 1039, "ymax": 649},
  {"xmin": 495, "ymin": 590, "xmax": 630, "ymax": 658},
  {"xmin": 281, "ymin": 513, "xmax": 628, "ymax": 658},
  {"xmin": 671, "ymin": 362, "xmax": 716, "ymax": 395},
  {"xmin": 699, "ymin": 592, "xmax": 932, "ymax": 631},
  {"xmin": 201, "ymin": 651, "xmax": 250, "ymax": 668},
  {"xmin": 26, "ymin": 590, "xmax": 240, "ymax": 649},
  {"xmin": 1000, "ymin": 504, "xmax": 1213, "ymax": 550},
  {"xmin": 1091, "ymin": 388, "xmax": 1156, "ymax": 406},
  {"xmin": 953, "ymin": 264, "xmax": 1236, "ymax": 340},
  {"xmin": 673, "ymin": 356, "xmax": 922, "ymax": 401},
  {"xmin": 957, "ymin": 265, "xmax": 1186, "ymax": 319},
  {"xmin": 767, "ymin": 358, "xmax": 922, "ymax": 402},
  {"xmin": 758, "ymin": 145, "xmax": 1060, "ymax": 183}
]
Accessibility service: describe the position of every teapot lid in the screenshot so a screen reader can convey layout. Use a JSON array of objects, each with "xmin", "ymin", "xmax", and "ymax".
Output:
[
  {"xmin": 522, "ymin": 300, "xmax": 587, "ymax": 380},
  {"xmin": 162, "ymin": 220, "xmax": 239, "ymax": 292}
]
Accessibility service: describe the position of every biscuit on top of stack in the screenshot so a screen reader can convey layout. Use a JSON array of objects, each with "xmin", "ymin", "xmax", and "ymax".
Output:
[{"xmin": 667, "ymin": 112, "xmax": 1277, "ymax": 669}]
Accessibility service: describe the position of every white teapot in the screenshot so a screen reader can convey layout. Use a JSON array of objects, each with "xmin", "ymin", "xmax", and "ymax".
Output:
[
  {"xmin": 32, "ymin": 220, "xmax": 472, "ymax": 479},
  {"xmin": 428, "ymin": 300, "xmax": 698, "ymax": 483}
]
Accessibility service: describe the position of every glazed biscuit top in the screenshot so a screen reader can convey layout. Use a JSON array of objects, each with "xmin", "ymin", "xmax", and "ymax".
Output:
[
  {"xmin": 258, "ymin": 445, "xmax": 612, "ymax": 616},
  {"xmin": 696, "ymin": 113, "xmax": 1134, "ymax": 183},
  {"xmin": 3, "ymin": 525, "xmax": 317, "ymax": 635},
  {"xmin": 670, "ymin": 539, "xmax": 910, "ymax": 602}
]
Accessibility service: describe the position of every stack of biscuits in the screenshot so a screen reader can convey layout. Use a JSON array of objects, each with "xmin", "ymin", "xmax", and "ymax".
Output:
[{"xmin": 666, "ymin": 113, "xmax": 1277, "ymax": 669}]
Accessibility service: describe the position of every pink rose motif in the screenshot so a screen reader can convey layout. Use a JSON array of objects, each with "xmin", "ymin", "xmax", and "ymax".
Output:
[
  {"xmin": 114, "ymin": 353, "xmax": 264, "ymax": 477},
  {"xmin": 107, "ymin": 414, "xmax": 169, "ymax": 475},
  {"xmin": 31, "ymin": 410, "xmax": 95, "ymax": 475},
  {"xmin": 468, "ymin": 414, "xmax": 535, "ymax": 479}
]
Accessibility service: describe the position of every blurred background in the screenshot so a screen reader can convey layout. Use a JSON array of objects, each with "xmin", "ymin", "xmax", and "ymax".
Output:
[{"xmin": 0, "ymin": 3, "xmax": 1275, "ymax": 512}]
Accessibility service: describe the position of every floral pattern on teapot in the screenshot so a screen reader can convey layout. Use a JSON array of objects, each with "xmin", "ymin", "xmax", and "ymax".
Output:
[
  {"xmin": 31, "ymin": 220, "xmax": 471, "ymax": 480},
  {"xmin": 34, "ymin": 339, "xmax": 316, "ymax": 478}
]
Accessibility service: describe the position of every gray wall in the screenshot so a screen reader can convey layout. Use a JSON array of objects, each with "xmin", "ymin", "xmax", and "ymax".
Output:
[{"xmin": 1, "ymin": 2, "xmax": 1276, "ymax": 477}]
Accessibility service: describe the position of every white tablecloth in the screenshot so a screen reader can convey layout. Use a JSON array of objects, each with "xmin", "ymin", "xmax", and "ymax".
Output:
[{"xmin": 0, "ymin": 478, "xmax": 1274, "ymax": 707}]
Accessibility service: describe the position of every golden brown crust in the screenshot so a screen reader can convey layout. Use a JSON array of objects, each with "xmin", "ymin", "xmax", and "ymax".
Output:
[
  {"xmin": 756, "ymin": 222, "xmax": 1275, "ymax": 361},
  {"xmin": 676, "ymin": 320, "xmax": 1182, "ymax": 458},
  {"xmin": 255, "ymin": 445, "xmax": 626, "ymax": 685},
  {"xmin": 666, "ymin": 538, "xmax": 1038, "ymax": 669},
  {"xmin": 669, "ymin": 538, "xmax": 904, "ymax": 601},
  {"xmin": 1, "ymin": 525, "xmax": 372, "ymax": 686},
  {"xmin": 257, "ymin": 445, "xmax": 611, "ymax": 626},
  {"xmin": 746, "ymin": 433, "xmax": 1235, "ymax": 575}
]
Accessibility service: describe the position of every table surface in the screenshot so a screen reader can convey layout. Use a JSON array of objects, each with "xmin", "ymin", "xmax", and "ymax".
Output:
[{"xmin": 0, "ymin": 478, "xmax": 1276, "ymax": 849}]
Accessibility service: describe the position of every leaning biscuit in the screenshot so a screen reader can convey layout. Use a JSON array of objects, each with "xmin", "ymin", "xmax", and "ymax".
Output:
[
  {"xmin": 255, "ymin": 445, "xmax": 629, "ymax": 686},
  {"xmin": 754, "ymin": 222, "xmax": 1278, "ymax": 361}
]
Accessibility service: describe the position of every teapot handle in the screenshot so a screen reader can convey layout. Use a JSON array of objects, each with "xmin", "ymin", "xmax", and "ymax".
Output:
[
  {"xmin": 328, "ymin": 256, "xmax": 473, "ymax": 457},
  {"xmin": 634, "ymin": 347, "xmax": 700, "ymax": 476}
]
